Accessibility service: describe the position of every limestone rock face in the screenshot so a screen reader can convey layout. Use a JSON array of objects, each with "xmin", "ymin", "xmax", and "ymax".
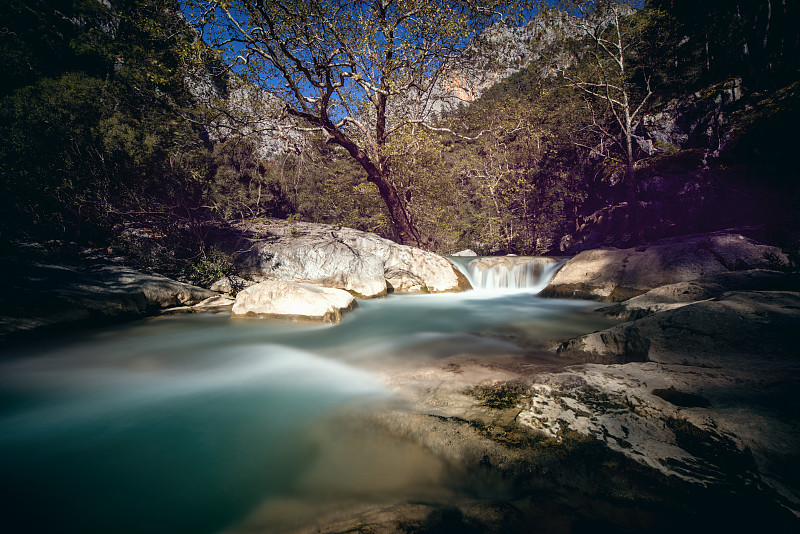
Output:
[
  {"xmin": 559, "ymin": 290, "xmax": 800, "ymax": 366},
  {"xmin": 94, "ymin": 266, "xmax": 217, "ymax": 309},
  {"xmin": 515, "ymin": 360, "xmax": 800, "ymax": 511},
  {"xmin": 231, "ymin": 280, "xmax": 357, "ymax": 323},
  {"xmin": 639, "ymin": 78, "xmax": 744, "ymax": 156},
  {"xmin": 540, "ymin": 232, "xmax": 786, "ymax": 302},
  {"xmin": 233, "ymin": 220, "xmax": 471, "ymax": 296}
]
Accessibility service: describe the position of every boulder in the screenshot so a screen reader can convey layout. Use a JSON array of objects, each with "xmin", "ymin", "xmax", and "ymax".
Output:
[
  {"xmin": 93, "ymin": 266, "xmax": 217, "ymax": 309},
  {"xmin": 233, "ymin": 220, "xmax": 471, "ymax": 296},
  {"xmin": 231, "ymin": 280, "xmax": 357, "ymax": 323},
  {"xmin": 451, "ymin": 249, "xmax": 478, "ymax": 256},
  {"xmin": 558, "ymin": 290, "xmax": 800, "ymax": 366},
  {"xmin": 540, "ymin": 232, "xmax": 787, "ymax": 302}
]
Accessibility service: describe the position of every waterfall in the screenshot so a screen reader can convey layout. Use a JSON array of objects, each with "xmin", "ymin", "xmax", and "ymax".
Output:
[{"xmin": 448, "ymin": 256, "xmax": 566, "ymax": 293}]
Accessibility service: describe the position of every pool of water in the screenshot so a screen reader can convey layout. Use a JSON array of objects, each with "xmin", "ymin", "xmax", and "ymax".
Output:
[{"xmin": 0, "ymin": 291, "xmax": 610, "ymax": 534}]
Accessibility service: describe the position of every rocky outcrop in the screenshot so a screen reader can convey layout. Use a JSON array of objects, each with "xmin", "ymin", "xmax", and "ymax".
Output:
[
  {"xmin": 638, "ymin": 78, "xmax": 744, "ymax": 156},
  {"xmin": 231, "ymin": 220, "xmax": 471, "ymax": 296},
  {"xmin": 515, "ymin": 360, "xmax": 800, "ymax": 517},
  {"xmin": 231, "ymin": 280, "xmax": 357, "ymax": 323},
  {"xmin": 559, "ymin": 290, "xmax": 800, "ymax": 366},
  {"xmin": 451, "ymin": 249, "xmax": 477, "ymax": 256},
  {"xmin": 524, "ymin": 234, "xmax": 800, "ymax": 515},
  {"xmin": 540, "ymin": 232, "xmax": 786, "ymax": 302},
  {"xmin": 1, "ymin": 253, "xmax": 217, "ymax": 342},
  {"xmin": 599, "ymin": 269, "xmax": 793, "ymax": 321}
]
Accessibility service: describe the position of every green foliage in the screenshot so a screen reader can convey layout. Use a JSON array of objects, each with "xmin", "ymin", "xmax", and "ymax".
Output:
[
  {"xmin": 0, "ymin": 0, "xmax": 288, "ymax": 260},
  {"xmin": 204, "ymin": 139, "xmax": 292, "ymax": 220},
  {"xmin": 385, "ymin": 127, "xmax": 475, "ymax": 252},
  {"xmin": 180, "ymin": 246, "xmax": 233, "ymax": 287},
  {"xmin": 2, "ymin": 0, "xmax": 795, "ymax": 261},
  {"xmin": 0, "ymin": 73, "xmax": 113, "ymax": 239},
  {"xmin": 297, "ymin": 152, "xmax": 394, "ymax": 237}
]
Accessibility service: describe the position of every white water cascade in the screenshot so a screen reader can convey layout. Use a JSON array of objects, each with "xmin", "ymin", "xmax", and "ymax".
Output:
[{"xmin": 447, "ymin": 256, "xmax": 567, "ymax": 292}]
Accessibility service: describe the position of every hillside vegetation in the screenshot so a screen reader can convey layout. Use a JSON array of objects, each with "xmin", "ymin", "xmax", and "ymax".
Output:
[{"xmin": 1, "ymin": 0, "xmax": 798, "ymax": 281}]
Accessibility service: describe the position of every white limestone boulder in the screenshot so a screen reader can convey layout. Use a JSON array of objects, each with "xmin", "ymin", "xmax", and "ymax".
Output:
[
  {"xmin": 233, "ymin": 220, "xmax": 471, "ymax": 296},
  {"xmin": 231, "ymin": 280, "xmax": 357, "ymax": 323}
]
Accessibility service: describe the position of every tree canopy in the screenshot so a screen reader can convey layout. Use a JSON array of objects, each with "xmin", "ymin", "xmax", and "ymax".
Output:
[
  {"xmin": 187, "ymin": 0, "xmax": 520, "ymax": 245},
  {"xmin": 0, "ymin": 0, "xmax": 797, "ymax": 265}
]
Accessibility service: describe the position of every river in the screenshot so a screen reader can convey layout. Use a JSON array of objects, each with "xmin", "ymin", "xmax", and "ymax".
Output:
[{"xmin": 0, "ymin": 258, "xmax": 612, "ymax": 534}]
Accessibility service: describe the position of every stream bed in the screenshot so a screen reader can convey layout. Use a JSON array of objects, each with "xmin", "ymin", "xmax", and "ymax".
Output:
[{"xmin": 0, "ymin": 284, "xmax": 615, "ymax": 534}]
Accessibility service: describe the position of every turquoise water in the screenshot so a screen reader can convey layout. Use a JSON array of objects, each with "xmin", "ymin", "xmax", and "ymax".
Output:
[{"xmin": 0, "ymin": 291, "xmax": 607, "ymax": 534}]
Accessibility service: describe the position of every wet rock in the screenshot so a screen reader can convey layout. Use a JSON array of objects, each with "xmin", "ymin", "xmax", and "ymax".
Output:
[
  {"xmin": 231, "ymin": 219, "xmax": 471, "ymax": 296},
  {"xmin": 231, "ymin": 280, "xmax": 357, "ymax": 323},
  {"xmin": 540, "ymin": 232, "xmax": 787, "ymax": 302}
]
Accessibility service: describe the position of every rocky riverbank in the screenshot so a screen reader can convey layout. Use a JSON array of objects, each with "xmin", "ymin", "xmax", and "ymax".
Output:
[
  {"xmin": 0, "ymin": 243, "xmax": 228, "ymax": 344},
  {"xmin": 0, "ymin": 220, "xmax": 472, "ymax": 340},
  {"xmin": 3, "ymin": 227, "xmax": 798, "ymax": 532},
  {"xmin": 228, "ymin": 230, "xmax": 800, "ymax": 533}
]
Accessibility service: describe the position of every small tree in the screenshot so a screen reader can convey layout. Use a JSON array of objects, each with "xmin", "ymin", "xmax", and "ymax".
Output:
[{"xmin": 188, "ymin": 0, "xmax": 516, "ymax": 246}]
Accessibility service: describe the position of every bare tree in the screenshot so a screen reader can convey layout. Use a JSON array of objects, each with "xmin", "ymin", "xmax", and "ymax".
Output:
[
  {"xmin": 188, "ymin": 0, "xmax": 514, "ymax": 246},
  {"xmin": 553, "ymin": 0, "xmax": 656, "ymax": 235}
]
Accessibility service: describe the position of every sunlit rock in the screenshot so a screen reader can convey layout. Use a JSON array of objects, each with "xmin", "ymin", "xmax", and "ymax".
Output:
[
  {"xmin": 231, "ymin": 280, "xmax": 357, "ymax": 323},
  {"xmin": 233, "ymin": 219, "xmax": 471, "ymax": 296},
  {"xmin": 516, "ymin": 362, "xmax": 790, "ymax": 493},
  {"xmin": 541, "ymin": 232, "xmax": 787, "ymax": 302}
]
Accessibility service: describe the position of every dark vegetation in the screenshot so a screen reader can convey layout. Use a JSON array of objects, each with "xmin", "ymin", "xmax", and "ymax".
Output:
[{"xmin": 1, "ymin": 0, "xmax": 798, "ymax": 284}]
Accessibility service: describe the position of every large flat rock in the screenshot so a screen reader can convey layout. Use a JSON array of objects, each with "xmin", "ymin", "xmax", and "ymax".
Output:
[
  {"xmin": 599, "ymin": 269, "xmax": 793, "ymax": 321},
  {"xmin": 558, "ymin": 290, "xmax": 800, "ymax": 366},
  {"xmin": 540, "ymin": 232, "xmax": 787, "ymax": 302},
  {"xmin": 516, "ymin": 360, "xmax": 800, "ymax": 515}
]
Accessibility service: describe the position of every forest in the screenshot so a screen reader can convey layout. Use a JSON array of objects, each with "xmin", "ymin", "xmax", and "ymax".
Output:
[{"xmin": 1, "ymin": 0, "xmax": 798, "ymax": 283}]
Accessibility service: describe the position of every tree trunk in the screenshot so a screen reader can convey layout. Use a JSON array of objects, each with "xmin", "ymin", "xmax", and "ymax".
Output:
[
  {"xmin": 367, "ymin": 169, "xmax": 421, "ymax": 247},
  {"xmin": 624, "ymin": 120, "xmax": 640, "ymax": 244},
  {"xmin": 310, "ymin": 114, "xmax": 422, "ymax": 247}
]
